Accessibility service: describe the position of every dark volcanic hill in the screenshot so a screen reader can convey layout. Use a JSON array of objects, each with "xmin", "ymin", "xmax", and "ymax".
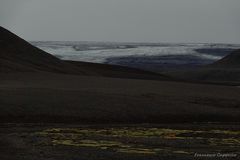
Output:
[
  {"xmin": 0, "ymin": 26, "xmax": 168, "ymax": 80},
  {"xmin": 0, "ymin": 26, "xmax": 73, "ymax": 73},
  {"xmin": 166, "ymin": 49, "xmax": 240, "ymax": 84},
  {"xmin": 210, "ymin": 49, "xmax": 240, "ymax": 68}
]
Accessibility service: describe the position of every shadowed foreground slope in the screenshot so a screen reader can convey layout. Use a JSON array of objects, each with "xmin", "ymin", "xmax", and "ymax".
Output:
[{"xmin": 1, "ymin": 72, "xmax": 240, "ymax": 123}]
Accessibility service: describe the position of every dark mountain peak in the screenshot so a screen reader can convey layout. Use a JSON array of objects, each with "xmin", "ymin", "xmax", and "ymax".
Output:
[{"xmin": 0, "ymin": 26, "xmax": 69, "ymax": 72}]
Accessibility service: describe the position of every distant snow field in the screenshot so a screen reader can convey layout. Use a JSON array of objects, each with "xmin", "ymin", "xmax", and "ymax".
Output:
[{"xmin": 32, "ymin": 41, "xmax": 240, "ymax": 70}]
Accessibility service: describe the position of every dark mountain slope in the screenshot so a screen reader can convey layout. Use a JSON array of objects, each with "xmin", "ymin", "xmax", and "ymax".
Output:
[
  {"xmin": 0, "ymin": 26, "xmax": 82, "ymax": 73},
  {"xmin": 165, "ymin": 49, "xmax": 240, "ymax": 84},
  {"xmin": 210, "ymin": 49, "xmax": 240, "ymax": 68}
]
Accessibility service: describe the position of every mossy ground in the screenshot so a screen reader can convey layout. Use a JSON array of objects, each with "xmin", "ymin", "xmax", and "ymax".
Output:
[
  {"xmin": 1, "ymin": 124, "xmax": 240, "ymax": 160},
  {"xmin": 34, "ymin": 127, "xmax": 240, "ymax": 155}
]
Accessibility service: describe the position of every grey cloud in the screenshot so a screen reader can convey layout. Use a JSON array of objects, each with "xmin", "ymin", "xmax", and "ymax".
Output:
[{"xmin": 0, "ymin": 0, "xmax": 240, "ymax": 43}]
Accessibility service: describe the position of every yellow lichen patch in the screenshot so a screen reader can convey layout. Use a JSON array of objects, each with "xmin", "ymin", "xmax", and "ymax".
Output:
[
  {"xmin": 51, "ymin": 139, "xmax": 130, "ymax": 148},
  {"xmin": 42, "ymin": 128, "xmax": 183, "ymax": 140},
  {"xmin": 38, "ymin": 128, "xmax": 240, "ymax": 142},
  {"xmin": 211, "ymin": 130, "xmax": 240, "ymax": 135},
  {"xmin": 78, "ymin": 140, "xmax": 127, "ymax": 148},
  {"xmin": 50, "ymin": 138, "xmax": 159, "ymax": 154},
  {"xmin": 173, "ymin": 150, "xmax": 191, "ymax": 154},
  {"xmin": 34, "ymin": 127, "xmax": 240, "ymax": 155},
  {"xmin": 221, "ymin": 138, "xmax": 240, "ymax": 145},
  {"xmin": 118, "ymin": 148, "xmax": 156, "ymax": 154},
  {"xmin": 52, "ymin": 139, "xmax": 74, "ymax": 146},
  {"xmin": 39, "ymin": 128, "xmax": 192, "ymax": 139},
  {"xmin": 108, "ymin": 128, "xmax": 190, "ymax": 138},
  {"xmin": 208, "ymin": 138, "xmax": 240, "ymax": 146}
]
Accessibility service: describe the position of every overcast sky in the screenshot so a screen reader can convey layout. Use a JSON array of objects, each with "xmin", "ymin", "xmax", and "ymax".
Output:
[{"xmin": 1, "ymin": 0, "xmax": 240, "ymax": 43}]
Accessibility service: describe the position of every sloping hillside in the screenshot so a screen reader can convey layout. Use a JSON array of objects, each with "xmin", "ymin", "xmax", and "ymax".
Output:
[
  {"xmin": 211, "ymin": 49, "xmax": 240, "ymax": 68},
  {"xmin": 166, "ymin": 49, "xmax": 240, "ymax": 84},
  {"xmin": 0, "ymin": 26, "xmax": 80, "ymax": 73}
]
